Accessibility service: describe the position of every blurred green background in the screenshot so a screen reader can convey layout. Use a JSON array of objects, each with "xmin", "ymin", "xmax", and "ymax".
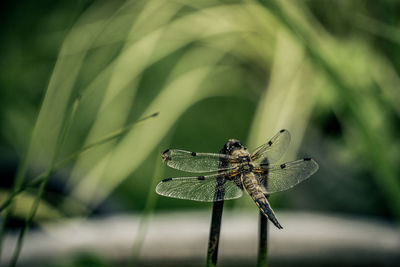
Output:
[{"xmin": 1, "ymin": 0, "xmax": 400, "ymax": 265}]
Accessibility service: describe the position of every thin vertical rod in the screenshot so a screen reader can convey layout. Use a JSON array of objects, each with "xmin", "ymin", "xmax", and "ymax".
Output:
[
  {"xmin": 257, "ymin": 158, "xmax": 269, "ymax": 267},
  {"xmin": 206, "ymin": 146, "xmax": 228, "ymax": 266},
  {"xmin": 206, "ymin": 200, "xmax": 224, "ymax": 266},
  {"xmin": 257, "ymin": 201, "xmax": 269, "ymax": 266}
]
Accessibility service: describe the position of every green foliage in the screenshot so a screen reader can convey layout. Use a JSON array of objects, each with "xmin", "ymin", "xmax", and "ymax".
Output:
[{"xmin": 1, "ymin": 0, "xmax": 400, "ymax": 264}]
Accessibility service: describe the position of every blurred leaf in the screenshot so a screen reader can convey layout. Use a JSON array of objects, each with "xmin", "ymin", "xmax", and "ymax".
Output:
[
  {"xmin": 247, "ymin": 31, "xmax": 320, "ymax": 158},
  {"xmin": 70, "ymin": 47, "xmax": 235, "ymax": 206},
  {"xmin": 262, "ymin": 0, "xmax": 400, "ymax": 220},
  {"xmin": 65, "ymin": 1, "xmax": 277, "ymax": 206},
  {"xmin": 0, "ymin": 190, "xmax": 62, "ymax": 221},
  {"xmin": 3, "ymin": 0, "xmax": 400, "ymax": 225}
]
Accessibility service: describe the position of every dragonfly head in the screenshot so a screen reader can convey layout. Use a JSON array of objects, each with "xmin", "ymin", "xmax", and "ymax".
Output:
[
  {"xmin": 224, "ymin": 139, "xmax": 245, "ymax": 154},
  {"xmin": 161, "ymin": 149, "xmax": 171, "ymax": 161}
]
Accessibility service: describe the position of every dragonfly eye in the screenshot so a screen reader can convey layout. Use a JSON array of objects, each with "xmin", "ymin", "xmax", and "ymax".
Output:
[
  {"xmin": 224, "ymin": 139, "xmax": 243, "ymax": 153},
  {"xmin": 161, "ymin": 149, "xmax": 172, "ymax": 161},
  {"xmin": 233, "ymin": 142, "xmax": 242, "ymax": 148}
]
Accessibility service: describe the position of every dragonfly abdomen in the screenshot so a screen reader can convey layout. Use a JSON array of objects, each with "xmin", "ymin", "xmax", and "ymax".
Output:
[
  {"xmin": 254, "ymin": 196, "xmax": 283, "ymax": 229},
  {"xmin": 242, "ymin": 173, "xmax": 283, "ymax": 229},
  {"xmin": 242, "ymin": 173, "xmax": 263, "ymax": 199}
]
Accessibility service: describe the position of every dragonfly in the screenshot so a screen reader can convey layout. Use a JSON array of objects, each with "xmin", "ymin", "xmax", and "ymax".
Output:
[{"xmin": 156, "ymin": 129, "xmax": 319, "ymax": 229}]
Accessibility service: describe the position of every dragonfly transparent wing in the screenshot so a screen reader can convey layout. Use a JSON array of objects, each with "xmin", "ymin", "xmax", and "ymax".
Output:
[
  {"xmin": 256, "ymin": 158, "xmax": 319, "ymax": 194},
  {"xmin": 251, "ymin": 129, "xmax": 291, "ymax": 164},
  {"xmin": 162, "ymin": 149, "xmax": 236, "ymax": 173},
  {"xmin": 156, "ymin": 172, "xmax": 243, "ymax": 202}
]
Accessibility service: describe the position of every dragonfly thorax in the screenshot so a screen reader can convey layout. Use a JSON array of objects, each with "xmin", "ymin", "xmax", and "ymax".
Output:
[
  {"xmin": 238, "ymin": 163, "xmax": 254, "ymax": 173},
  {"xmin": 229, "ymin": 145, "xmax": 254, "ymax": 173}
]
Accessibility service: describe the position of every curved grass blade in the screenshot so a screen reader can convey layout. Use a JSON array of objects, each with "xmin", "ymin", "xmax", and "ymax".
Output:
[
  {"xmin": 260, "ymin": 0, "xmax": 400, "ymax": 221},
  {"xmin": 129, "ymin": 152, "xmax": 163, "ymax": 266},
  {"xmin": 8, "ymin": 95, "xmax": 81, "ymax": 266},
  {"xmin": 62, "ymin": 1, "xmax": 273, "ymax": 209},
  {"xmin": 0, "ymin": 112, "xmax": 159, "ymax": 213}
]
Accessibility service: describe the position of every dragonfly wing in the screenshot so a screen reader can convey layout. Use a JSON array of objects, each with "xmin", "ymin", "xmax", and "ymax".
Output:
[
  {"xmin": 156, "ymin": 172, "xmax": 243, "ymax": 202},
  {"xmin": 251, "ymin": 129, "xmax": 291, "ymax": 164},
  {"xmin": 256, "ymin": 158, "xmax": 319, "ymax": 194},
  {"xmin": 162, "ymin": 149, "xmax": 236, "ymax": 173}
]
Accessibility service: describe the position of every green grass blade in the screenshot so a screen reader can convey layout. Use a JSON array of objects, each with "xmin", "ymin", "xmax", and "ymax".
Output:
[
  {"xmin": 0, "ymin": 112, "xmax": 159, "ymax": 213},
  {"xmin": 8, "ymin": 95, "xmax": 81, "ymax": 266},
  {"xmin": 129, "ymin": 152, "xmax": 163, "ymax": 266},
  {"xmin": 260, "ymin": 0, "xmax": 400, "ymax": 221}
]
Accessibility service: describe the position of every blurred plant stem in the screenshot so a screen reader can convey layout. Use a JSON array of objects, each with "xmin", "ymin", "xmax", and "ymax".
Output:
[
  {"xmin": 0, "ymin": 112, "xmax": 159, "ymax": 213},
  {"xmin": 8, "ymin": 95, "xmax": 81, "ymax": 266},
  {"xmin": 0, "ymin": 101, "xmax": 37, "ymax": 261},
  {"xmin": 0, "ymin": 154, "xmax": 29, "ymax": 262},
  {"xmin": 0, "ymin": 109, "xmax": 158, "ymax": 266},
  {"xmin": 129, "ymin": 151, "xmax": 164, "ymax": 266}
]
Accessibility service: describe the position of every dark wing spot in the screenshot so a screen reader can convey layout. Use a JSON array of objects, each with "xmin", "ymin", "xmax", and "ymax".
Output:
[
  {"xmin": 162, "ymin": 178, "xmax": 172, "ymax": 182},
  {"xmin": 280, "ymin": 164, "xmax": 286, "ymax": 169},
  {"xmin": 304, "ymin": 158, "xmax": 311, "ymax": 161},
  {"xmin": 268, "ymin": 141, "xmax": 273, "ymax": 146},
  {"xmin": 280, "ymin": 129, "xmax": 286, "ymax": 133},
  {"xmin": 191, "ymin": 152, "xmax": 197, "ymax": 156},
  {"xmin": 260, "ymin": 158, "xmax": 269, "ymax": 166},
  {"xmin": 162, "ymin": 149, "xmax": 170, "ymax": 154},
  {"xmin": 197, "ymin": 176, "xmax": 205, "ymax": 180}
]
